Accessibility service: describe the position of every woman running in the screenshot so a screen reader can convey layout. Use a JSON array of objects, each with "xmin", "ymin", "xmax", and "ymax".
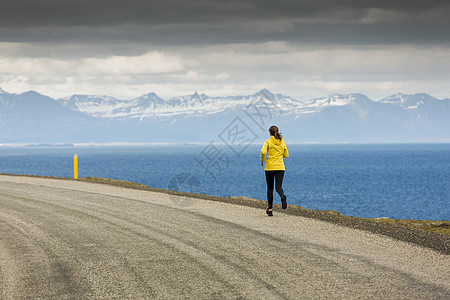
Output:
[{"xmin": 260, "ymin": 125, "xmax": 289, "ymax": 216}]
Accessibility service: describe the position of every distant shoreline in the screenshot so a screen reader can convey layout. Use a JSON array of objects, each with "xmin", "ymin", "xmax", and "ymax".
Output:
[
  {"xmin": 1, "ymin": 173, "xmax": 448, "ymax": 254},
  {"xmin": 2, "ymin": 142, "xmax": 450, "ymax": 148}
]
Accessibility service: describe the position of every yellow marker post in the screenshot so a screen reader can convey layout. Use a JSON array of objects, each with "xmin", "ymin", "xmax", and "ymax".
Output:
[{"xmin": 74, "ymin": 154, "xmax": 78, "ymax": 179}]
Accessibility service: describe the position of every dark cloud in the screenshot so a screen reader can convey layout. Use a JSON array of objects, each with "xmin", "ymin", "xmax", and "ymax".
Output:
[{"xmin": 0, "ymin": 0, "xmax": 449, "ymax": 46}]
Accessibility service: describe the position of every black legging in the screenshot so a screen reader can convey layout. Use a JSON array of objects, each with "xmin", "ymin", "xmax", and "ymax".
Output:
[{"xmin": 265, "ymin": 170, "xmax": 285, "ymax": 209}]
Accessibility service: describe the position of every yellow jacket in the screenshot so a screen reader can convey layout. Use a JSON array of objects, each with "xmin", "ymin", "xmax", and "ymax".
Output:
[{"xmin": 260, "ymin": 136, "xmax": 289, "ymax": 171}]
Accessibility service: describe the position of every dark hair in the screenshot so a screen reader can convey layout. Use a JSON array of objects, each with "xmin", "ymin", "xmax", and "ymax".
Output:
[{"xmin": 269, "ymin": 125, "xmax": 282, "ymax": 140}]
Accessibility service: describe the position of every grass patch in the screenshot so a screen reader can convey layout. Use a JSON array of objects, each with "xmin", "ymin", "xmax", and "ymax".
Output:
[{"xmin": 361, "ymin": 218, "xmax": 450, "ymax": 236}]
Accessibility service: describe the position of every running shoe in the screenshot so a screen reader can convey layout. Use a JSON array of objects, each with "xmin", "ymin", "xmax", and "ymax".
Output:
[{"xmin": 281, "ymin": 195, "xmax": 287, "ymax": 209}]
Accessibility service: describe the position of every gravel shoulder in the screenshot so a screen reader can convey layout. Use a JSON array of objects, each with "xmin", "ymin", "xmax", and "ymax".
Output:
[
  {"xmin": 77, "ymin": 175, "xmax": 450, "ymax": 254},
  {"xmin": 7, "ymin": 173, "xmax": 446, "ymax": 253},
  {"xmin": 0, "ymin": 174, "xmax": 449, "ymax": 299}
]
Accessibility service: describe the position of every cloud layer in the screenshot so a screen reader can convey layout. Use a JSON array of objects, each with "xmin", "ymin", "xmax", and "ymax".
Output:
[{"xmin": 1, "ymin": 0, "xmax": 449, "ymax": 99}]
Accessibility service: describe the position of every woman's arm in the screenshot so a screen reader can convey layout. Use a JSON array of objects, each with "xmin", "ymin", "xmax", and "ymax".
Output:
[
  {"xmin": 283, "ymin": 142, "xmax": 289, "ymax": 158},
  {"xmin": 260, "ymin": 140, "xmax": 268, "ymax": 166}
]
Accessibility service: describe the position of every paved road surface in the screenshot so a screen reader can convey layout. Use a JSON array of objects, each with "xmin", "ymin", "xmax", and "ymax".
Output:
[{"xmin": 0, "ymin": 175, "xmax": 448, "ymax": 299}]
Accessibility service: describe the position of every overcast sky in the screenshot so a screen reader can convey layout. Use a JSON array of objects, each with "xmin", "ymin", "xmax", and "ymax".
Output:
[{"xmin": 1, "ymin": 0, "xmax": 449, "ymax": 100}]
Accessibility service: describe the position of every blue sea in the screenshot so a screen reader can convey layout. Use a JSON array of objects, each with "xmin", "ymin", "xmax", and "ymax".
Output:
[{"xmin": 0, "ymin": 144, "xmax": 449, "ymax": 220}]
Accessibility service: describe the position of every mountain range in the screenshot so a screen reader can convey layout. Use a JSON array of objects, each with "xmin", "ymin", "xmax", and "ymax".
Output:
[{"xmin": 1, "ymin": 87, "xmax": 449, "ymax": 144}]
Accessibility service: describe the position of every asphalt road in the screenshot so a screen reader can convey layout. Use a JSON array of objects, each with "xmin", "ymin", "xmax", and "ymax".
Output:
[{"xmin": 0, "ymin": 175, "xmax": 448, "ymax": 299}]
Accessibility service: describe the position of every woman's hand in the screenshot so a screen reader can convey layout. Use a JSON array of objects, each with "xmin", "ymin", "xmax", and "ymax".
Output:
[{"xmin": 261, "ymin": 162, "xmax": 264, "ymax": 167}]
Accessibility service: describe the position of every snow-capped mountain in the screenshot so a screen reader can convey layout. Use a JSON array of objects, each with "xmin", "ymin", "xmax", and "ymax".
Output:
[
  {"xmin": 57, "ymin": 89, "xmax": 302, "ymax": 119},
  {"xmin": 380, "ymin": 93, "xmax": 445, "ymax": 109},
  {"xmin": 380, "ymin": 93, "xmax": 450, "ymax": 122},
  {"xmin": 59, "ymin": 93, "xmax": 165, "ymax": 119},
  {"xmin": 289, "ymin": 93, "xmax": 373, "ymax": 116},
  {"xmin": 55, "ymin": 90, "xmax": 389, "ymax": 121},
  {"xmin": 0, "ymin": 86, "xmax": 449, "ymax": 143}
]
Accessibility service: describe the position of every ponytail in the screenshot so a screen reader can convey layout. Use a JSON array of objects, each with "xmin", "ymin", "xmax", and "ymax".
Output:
[{"xmin": 269, "ymin": 125, "xmax": 282, "ymax": 140}]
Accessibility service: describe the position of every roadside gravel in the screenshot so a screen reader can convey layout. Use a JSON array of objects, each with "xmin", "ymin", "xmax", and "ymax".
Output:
[{"xmin": 81, "ymin": 175, "xmax": 450, "ymax": 255}]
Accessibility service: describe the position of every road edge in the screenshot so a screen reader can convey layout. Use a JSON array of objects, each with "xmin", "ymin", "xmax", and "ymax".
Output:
[{"xmin": 1, "ymin": 173, "xmax": 448, "ymax": 255}]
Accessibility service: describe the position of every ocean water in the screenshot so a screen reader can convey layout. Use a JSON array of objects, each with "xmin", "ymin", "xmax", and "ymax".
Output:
[{"xmin": 0, "ymin": 144, "xmax": 449, "ymax": 220}]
